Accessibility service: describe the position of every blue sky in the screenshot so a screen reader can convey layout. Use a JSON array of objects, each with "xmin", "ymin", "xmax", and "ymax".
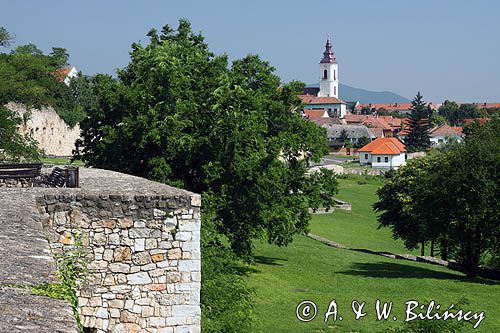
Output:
[{"xmin": 2, "ymin": 0, "xmax": 499, "ymax": 102}]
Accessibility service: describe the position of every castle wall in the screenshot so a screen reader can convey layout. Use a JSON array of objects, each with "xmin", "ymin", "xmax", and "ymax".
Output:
[
  {"xmin": 6, "ymin": 102, "xmax": 81, "ymax": 157},
  {"xmin": 35, "ymin": 168, "xmax": 201, "ymax": 333}
]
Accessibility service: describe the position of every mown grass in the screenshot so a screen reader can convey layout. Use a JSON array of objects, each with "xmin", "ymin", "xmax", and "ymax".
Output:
[
  {"xmin": 247, "ymin": 236, "xmax": 499, "ymax": 332},
  {"xmin": 40, "ymin": 157, "xmax": 84, "ymax": 166},
  {"xmin": 310, "ymin": 175, "xmax": 424, "ymax": 255},
  {"xmin": 246, "ymin": 174, "xmax": 499, "ymax": 332}
]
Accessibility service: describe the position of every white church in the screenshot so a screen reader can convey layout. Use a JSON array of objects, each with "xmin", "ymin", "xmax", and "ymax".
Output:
[{"xmin": 299, "ymin": 36, "xmax": 347, "ymax": 118}]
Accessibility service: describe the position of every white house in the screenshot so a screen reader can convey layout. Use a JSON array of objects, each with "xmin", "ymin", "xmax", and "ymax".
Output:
[
  {"xmin": 358, "ymin": 137, "xmax": 406, "ymax": 169},
  {"xmin": 429, "ymin": 124, "xmax": 463, "ymax": 146},
  {"xmin": 54, "ymin": 66, "xmax": 78, "ymax": 86}
]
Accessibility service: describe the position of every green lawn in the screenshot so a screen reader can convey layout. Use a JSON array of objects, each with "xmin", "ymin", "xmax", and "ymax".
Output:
[
  {"xmin": 310, "ymin": 176, "xmax": 424, "ymax": 255},
  {"xmin": 246, "ymin": 175, "xmax": 499, "ymax": 332},
  {"xmin": 248, "ymin": 236, "xmax": 499, "ymax": 333},
  {"xmin": 40, "ymin": 157, "xmax": 84, "ymax": 166}
]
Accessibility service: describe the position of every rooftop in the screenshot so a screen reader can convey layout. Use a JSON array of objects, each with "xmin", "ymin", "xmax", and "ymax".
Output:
[
  {"xmin": 299, "ymin": 94, "xmax": 345, "ymax": 105},
  {"xmin": 358, "ymin": 137, "xmax": 406, "ymax": 155}
]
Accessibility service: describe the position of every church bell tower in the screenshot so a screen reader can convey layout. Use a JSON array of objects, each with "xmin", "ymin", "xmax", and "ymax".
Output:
[{"xmin": 318, "ymin": 36, "xmax": 339, "ymax": 98}]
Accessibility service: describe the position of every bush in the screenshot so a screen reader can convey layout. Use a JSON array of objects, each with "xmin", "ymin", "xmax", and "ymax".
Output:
[{"xmin": 201, "ymin": 243, "xmax": 254, "ymax": 332}]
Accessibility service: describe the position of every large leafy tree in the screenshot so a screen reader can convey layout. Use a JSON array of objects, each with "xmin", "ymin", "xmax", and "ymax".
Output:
[
  {"xmin": 375, "ymin": 117, "xmax": 499, "ymax": 277},
  {"xmin": 75, "ymin": 20, "xmax": 338, "ymax": 331},
  {"xmin": 404, "ymin": 92, "xmax": 431, "ymax": 152},
  {"xmin": 0, "ymin": 27, "xmax": 39, "ymax": 161},
  {"xmin": 75, "ymin": 20, "xmax": 336, "ymax": 257}
]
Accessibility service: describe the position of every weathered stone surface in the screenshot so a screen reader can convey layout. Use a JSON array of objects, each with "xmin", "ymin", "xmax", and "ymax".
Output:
[
  {"xmin": 0, "ymin": 287, "xmax": 78, "ymax": 333},
  {"xmin": 128, "ymin": 272, "xmax": 152, "ymax": 285},
  {"xmin": 1, "ymin": 167, "xmax": 201, "ymax": 332},
  {"xmin": 114, "ymin": 247, "xmax": 132, "ymax": 262}
]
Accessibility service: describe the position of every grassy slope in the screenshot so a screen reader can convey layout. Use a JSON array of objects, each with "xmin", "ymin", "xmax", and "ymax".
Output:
[
  {"xmin": 247, "ymin": 176, "xmax": 499, "ymax": 332},
  {"xmin": 248, "ymin": 236, "xmax": 499, "ymax": 332},
  {"xmin": 310, "ymin": 176, "xmax": 424, "ymax": 255}
]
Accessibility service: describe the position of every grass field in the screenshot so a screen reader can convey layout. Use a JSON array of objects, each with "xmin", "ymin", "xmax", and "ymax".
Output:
[
  {"xmin": 246, "ymin": 175, "xmax": 499, "ymax": 332},
  {"xmin": 40, "ymin": 157, "xmax": 84, "ymax": 166},
  {"xmin": 310, "ymin": 176, "xmax": 424, "ymax": 255}
]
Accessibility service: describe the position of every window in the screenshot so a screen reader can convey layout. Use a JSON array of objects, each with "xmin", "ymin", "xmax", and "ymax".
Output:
[
  {"xmin": 334, "ymin": 70, "xmax": 336, "ymax": 80},
  {"xmin": 334, "ymin": 86, "xmax": 337, "ymax": 95},
  {"xmin": 385, "ymin": 156, "xmax": 389, "ymax": 162},
  {"xmin": 377, "ymin": 157, "xmax": 381, "ymax": 163},
  {"xmin": 365, "ymin": 154, "xmax": 368, "ymax": 160},
  {"xmin": 323, "ymin": 69, "xmax": 328, "ymax": 79}
]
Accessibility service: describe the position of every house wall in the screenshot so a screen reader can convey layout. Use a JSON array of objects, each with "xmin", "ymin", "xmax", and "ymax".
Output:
[
  {"xmin": 371, "ymin": 153, "xmax": 406, "ymax": 169},
  {"xmin": 304, "ymin": 103, "xmax": 346, "ymax": 118},
  {"xmin": 430, "ymin": 135, "xmax": 463, "ymax": 146},
  {"xmin": 360, "ymin": 152, "xmax": 371, "ymax": 164}
]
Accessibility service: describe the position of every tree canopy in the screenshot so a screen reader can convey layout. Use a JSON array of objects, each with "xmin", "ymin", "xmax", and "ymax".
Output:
[
  {"xmin": 404, "ymin": 92, "xmax": 431, "ymax": 152},
  {"xmin": 0, "ymin": 32, "xmax": 84, "ymax": 128},
  {"xmin": 375, "ymin": 117, "xmax": 500, "ymax": 277},
  {"xmin": 75, "ymin": 20, "xmax": 337, "ymax": 258}
]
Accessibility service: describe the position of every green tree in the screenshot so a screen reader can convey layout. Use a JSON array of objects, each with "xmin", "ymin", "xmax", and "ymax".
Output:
[
  {"xmin": 375, "ymin": 117, "xmax": 500, "ymax": 276},
  {"xmin": 438, "ymin": 100, "xmax": 460, "ymax": 125},
  {"xmin": 0, "ymin": 42, "xmax": 83, "ymax": 127},
  {"xmin": 404, "ymin": 92, "xmax": 431, "ymax": 152},
  {"xmin": 75, "ymin": 20, "xmax": 338, "ymax": 330},
  {"xmin": 356, "ymin": 136, "xmax": 371, "ymax": 148},
  {"xmin": 0, "ymin": 27, "xmax": 13, "ymax": 47},
  {"xmin": 339, "ymin": 128, "xmax": 349, "ymax": 145},
  {"xmin": 0, "ymin": 106, "xmax": 40, "ymax": 161},
  {"xmin": 75, "ymin": 20, "xmax": 337, "ymax": 257}
]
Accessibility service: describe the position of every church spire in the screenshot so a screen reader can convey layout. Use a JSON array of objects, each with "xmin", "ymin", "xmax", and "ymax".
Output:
[{"xmin": 320, "ymin": 35, "xmax": 337, "ymax": 64}]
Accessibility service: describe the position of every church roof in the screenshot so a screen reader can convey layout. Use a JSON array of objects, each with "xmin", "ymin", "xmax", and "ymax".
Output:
[
  {"xmin": 299, "ymin": 94, "xmax": 345, "ymax": 105},
  {"xmin": 320, "ymin": 36, "xmax": 337, "ymax": 64}
]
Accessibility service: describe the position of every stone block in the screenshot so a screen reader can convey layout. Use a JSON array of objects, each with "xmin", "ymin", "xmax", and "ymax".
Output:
[
  {"xmin": 134, "ymin": 238, "xmax": 145, "ymax": 252},
  {"xmin": 128, "ymin": 272, "xmax": 152, "ymax": 285},
  {"xmin": 109, "ymin": 263, "xmax": 130, "ymax": 273},
  {"xmin": 118, "ymin": 217, "xmax": 134, "ymax": 228},
  {"xmin": 114, "ymin": 246, "xmax": 132, "ymax": 262}
]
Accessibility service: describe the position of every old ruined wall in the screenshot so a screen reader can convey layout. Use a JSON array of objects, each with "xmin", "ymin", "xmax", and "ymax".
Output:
[
  {"xmin": 35, "ymin": 169, "xmax": 201, "ymax": 333},
  {"xmin": 6, "ymin": 102, "xmax": 81, "ymax": 157}
]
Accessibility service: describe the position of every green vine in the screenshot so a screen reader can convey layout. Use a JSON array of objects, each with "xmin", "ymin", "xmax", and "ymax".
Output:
[
  {"xmin": 33, "ymin": 233, "xmax": 89, "ymax": 332},
  {"xmin": 0, "ymin": 234, "xmax": 89, "ymax": 332}
]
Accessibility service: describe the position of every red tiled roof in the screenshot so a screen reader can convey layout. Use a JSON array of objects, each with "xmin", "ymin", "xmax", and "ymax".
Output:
[
  {"xmin": 430, "ymin": 124, "xmax": 463, "ymax": 136},
  {"xmin": 311, "ymin": 117, "xmax": 344, "ymax": 126},
  {"xmin": 368, "ymin": 127, "xmax": 385, "ymax": 138},
  {"xmin": 358, "ymin": 137, "xmax": 406, "ymax": 155},
  {"xmin": 299, "ymin": 94, "xmax": 345, "ymax": 105},
  {"xmin": 463, "ymin": 118, "xmax": 490, "ymax": 125},
  {"xmin": 357, "ymin": 103, "xmax": 413, "ymax": 111},
  {"xmin": 362, "ymin": 117, "xmax": 392, "ymax": 130},
  {"xmin": 344, "ymin": 114, "xmax": 369, "ymax": 123},
  {"xmin": 52, "ymin": 68, "xmax": 72, "ymax": 82},
  {"xmin": 304, "ymin": 109, "xmax": 328, "ymax": 120},
  {"xmin": 379, "ymin": 116, "xmax": 403, "ymax": 127}
]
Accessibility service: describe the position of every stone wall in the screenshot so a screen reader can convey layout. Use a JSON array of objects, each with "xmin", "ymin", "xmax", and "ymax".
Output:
[
  {"xmin": 0, "ymin": 178, "xmax": 39, "ymax": 188},
  {"xmin": 34, "ymin": 168, "xmax": 201, "ymax": 333},
  {"xmin": 6, "ymin": 102, "xmax": 81, "ymax": 157}
]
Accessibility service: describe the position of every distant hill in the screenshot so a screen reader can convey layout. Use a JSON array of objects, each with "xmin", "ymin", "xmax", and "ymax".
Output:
[{"xmin": 306, "ymin": 83, "xmax": 410, "ymax": 104}]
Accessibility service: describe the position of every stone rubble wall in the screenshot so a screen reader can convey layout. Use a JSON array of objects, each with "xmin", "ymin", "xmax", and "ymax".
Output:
[
  {"xmin": 36, "ymin": 191, "xmax": 201, "ymax": 333},
  {"xmin": 0, "ymin": 178, "xmax": 39, "ymax": 188},
  {"xmin": 6, "ymin": 102, "xmax": 81, "ymax": 157}
]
